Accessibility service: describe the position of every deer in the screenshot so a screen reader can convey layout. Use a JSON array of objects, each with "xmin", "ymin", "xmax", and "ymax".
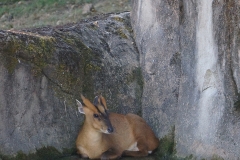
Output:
[{"xmin": 75, "ymin": 95, "xmax": 159, "ymax": 160}]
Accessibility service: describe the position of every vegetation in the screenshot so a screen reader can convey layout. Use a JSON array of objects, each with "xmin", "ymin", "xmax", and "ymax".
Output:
[
  {"xmin": 0, "ymin": 0, "xmax": 131, "ymax": 30},
  {"xmin": 154, "ymin": 126, "xmax": 177, "ymax": 160},
  {"xmin": 0, "ymin": 146, "xmax": 77, "ymax": 160}
]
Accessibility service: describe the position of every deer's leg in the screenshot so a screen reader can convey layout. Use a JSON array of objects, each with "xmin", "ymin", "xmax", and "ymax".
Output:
[
  {"xmin": 122, "ymin": 141, "xmax": 149, "ymax": 157},
  {"xmin": 101, "ymin": 148, "xmax": 121, "ymax": 160}
]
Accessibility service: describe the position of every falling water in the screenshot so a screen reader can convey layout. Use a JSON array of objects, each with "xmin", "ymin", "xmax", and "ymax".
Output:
[{"xmin": 195, "ymin": 0, "xmax": 224, "ymax": 146}]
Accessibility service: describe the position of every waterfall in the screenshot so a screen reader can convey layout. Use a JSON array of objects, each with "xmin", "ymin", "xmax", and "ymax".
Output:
[{"xmin": 195, "ymin": 0, "xmax": 224, "ymax": 145}]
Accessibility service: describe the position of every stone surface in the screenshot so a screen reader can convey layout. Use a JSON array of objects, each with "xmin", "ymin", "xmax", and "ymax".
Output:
[
  {"xmin": 1, "ymin": 0, "xmax": 240, "ymax": 159},
  {"xmin": 131, "ymin": 0, "xmax": 181, "ymax": 138},
  {"xmin": 131, "ymin": 0, "xmax": 240, "ymax": 159},
  {"xmin": 0, "ymin": 12, "xmax": 141, "ymax": 156}
]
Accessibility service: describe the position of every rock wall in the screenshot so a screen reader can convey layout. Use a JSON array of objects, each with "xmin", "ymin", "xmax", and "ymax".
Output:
[
  {"xmin": 1, "ymin": 1, "xmax": 240, "ymax": 159},
  {"xmin": 131, "ymin": 0, "xmax": 181, "ymax": 138},
  {"xmin": 131, "ymin": 0, "xmax": 240, "ymax": 159},
  {"xmin": 0, "ymin": 12, "xmax": 141, "ymax": 156}
]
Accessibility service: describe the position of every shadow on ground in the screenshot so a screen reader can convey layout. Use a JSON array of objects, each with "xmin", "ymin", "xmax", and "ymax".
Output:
[{"xmin": 59, "ymin": 155, "xmax": 157, "ymax": 160}]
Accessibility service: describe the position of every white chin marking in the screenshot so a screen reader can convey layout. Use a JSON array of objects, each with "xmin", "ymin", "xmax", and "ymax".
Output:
[{"xmin": 148, "ymin": 151, "xmax": 152, "ymax": 154}]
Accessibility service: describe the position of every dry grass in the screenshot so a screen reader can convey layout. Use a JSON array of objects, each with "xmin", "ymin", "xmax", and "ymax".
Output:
[{"xmin": 0, "ymin": 0, "xmax": 131, "ymax": 30}]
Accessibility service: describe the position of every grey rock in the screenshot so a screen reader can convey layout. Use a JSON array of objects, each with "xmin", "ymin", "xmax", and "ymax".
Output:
[
  {"xmin": 131, "ymin": 0, "xmax": 181, "ymax": 138},
  {"xmin": 0, "ymin": 12, "xmax": 141, "ymax": 156},
  {"xmin": 131, "ymin": 0, "xmax": 240, "ymax": 159},
  {"xmin": 1, "ymin": 0, "xmax": 240, "ymax": 159}
]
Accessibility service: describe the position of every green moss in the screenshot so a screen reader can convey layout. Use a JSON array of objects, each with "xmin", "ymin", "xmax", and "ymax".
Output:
[
  {"xmin": 211, "ymin": 155, "xmax": 224, "ymax": 160},
  {"xmin": 153, "ymin": 128, "xmax": 224, "ymax": 160},
  {"xmin": 80, "ymin": 51, "xmax": 101, "ymax": 100},
  {"xmin": 113, "ymin": 16, "xmax": 124, "ymax": 22},
  {"xmin": 61, "ymin": 147, "xmax": 77, "ymax": 156},
  {"xmin": 1, "ymin": 33, "xmax": 55, "ymax": 75},
  {"xmin": 51, "ymin": 32, "xmax": 101, "ymax": 105},
  {"xmin": 155, "ymin": 126, "xmax": 176, "ymax": 159},
  {"xmin": 154, "ymin": 126, "xmax": 195, "ymax": 160},
  {"xmin": 116, "ymin": 28, "xmax": 128, "ymax": 39},
  {"xmin": 35, "ymin": 146, "xmax": 62, "ymax": 160},
  {"xmin": 113, "ymin": 14, "xmax": 133, "ymax": 34},
  {"xmin": 0, "ymin": 153, "xmax": 12, "ymax": 160},
  {"xmin": 46, "ymin": 32, "xmax": 101, "ymax": 105},
  {"xmin": 15, "ymin": 151, "xmax": 28, "ymax": 160},
  {"xmin": 1, "ymin": 40, "xmax": 19, "ymax": 74},
  {"xmin": 51, "ymin": 62, "xmax": 83, "ymax": 107},
  {"xmin": 0, "ymin": 146, "xmax": 75, "ymax": 160},
  {"xmin": 1, "ymin": 31, "xmax": 101, "ymax": 106}
]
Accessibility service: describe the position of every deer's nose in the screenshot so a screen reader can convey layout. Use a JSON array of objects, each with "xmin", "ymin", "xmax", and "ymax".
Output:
[{"xmin": 107, "ymin": 127, "xmax": 114, "ymax": 133}]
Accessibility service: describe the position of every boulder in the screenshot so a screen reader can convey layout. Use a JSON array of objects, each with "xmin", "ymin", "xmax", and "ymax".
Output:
[
  {"xmin": 131, "ymin": 0, "xmax": 240, "ymax": 159},
  {"xmin": 0, "ymin": 12, "xmax": 141, "ymax": 156}
]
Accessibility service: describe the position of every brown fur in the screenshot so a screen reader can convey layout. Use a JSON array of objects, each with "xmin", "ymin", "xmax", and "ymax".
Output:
[{"xmin": 76, "ymin": 95, "xmax": 159, "ymax": 160}]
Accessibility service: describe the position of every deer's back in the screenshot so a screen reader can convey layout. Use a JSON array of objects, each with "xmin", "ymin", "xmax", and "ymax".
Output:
[{"xmin": 107, "ymin": 113, "xmax": 159, "ymax": 152}]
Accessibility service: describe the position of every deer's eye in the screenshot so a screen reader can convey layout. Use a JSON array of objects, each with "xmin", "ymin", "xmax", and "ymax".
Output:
[{"xmin": 93, "ymin": 114, "xmax": 99, "ymax": 118}]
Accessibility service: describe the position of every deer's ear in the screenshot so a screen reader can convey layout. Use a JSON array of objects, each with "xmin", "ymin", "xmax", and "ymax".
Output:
[
  {"xmin": 81, "ymin": 94, "xmax": 98, "ymax": 112},
  {"xmin": 76, "ymin": 99, "xmax": 85, "ymax": 114},
  {"xmin": 99, "ymin": 95, "xmax": 107, "ymax": 110}
]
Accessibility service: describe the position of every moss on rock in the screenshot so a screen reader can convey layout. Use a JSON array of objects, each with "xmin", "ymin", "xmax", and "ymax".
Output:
[
  {"xmin": 1, "ymin": 32, "xmax": 55, "ymax": 75},
  {"xmin": 116, "ymin": 28, "xmax": 128, "ymax": 39},
  {"xmin": 155, "ymin": 126, "xmax": 176, "ymax": 159},
  {"xmin": 0, "ymin": 30, "xmax": 101, "ymax": 107},
  {"xmin": 0, "ymin": 146, "xmax": 75, "ymax": 160}
]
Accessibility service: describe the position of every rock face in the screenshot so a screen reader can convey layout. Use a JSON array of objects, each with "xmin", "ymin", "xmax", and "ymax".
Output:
[
  {"xmin": 0, "ymin": 12, "xmax": 141, "ymax": 156},
  {"xmin": 131, "ymin": 0, "xmax": 240, "ymax": 159},
  {"xmin": 131, "ymin": 0, "xmax": 181, "ymax": 138},
  {"xmin": 1, "ymin": 1, "xmax": 240, "ymax": 159}
]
